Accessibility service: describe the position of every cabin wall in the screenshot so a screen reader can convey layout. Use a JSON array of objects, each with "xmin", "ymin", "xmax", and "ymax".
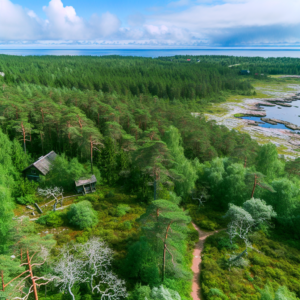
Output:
[{"xmin": 24, "ymin": 167, "xmax": 41, "ymax": 181}]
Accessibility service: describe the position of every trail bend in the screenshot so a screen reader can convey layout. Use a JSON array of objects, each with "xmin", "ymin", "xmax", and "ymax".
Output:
[{"xmin": 191, "ymin": 223, "xmax": 223, "ymax": 300}]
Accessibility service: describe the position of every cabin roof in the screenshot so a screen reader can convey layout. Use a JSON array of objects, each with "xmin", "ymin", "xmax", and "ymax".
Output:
[
  {"xmin": 22, "ymin": 151, "xmax": 57, "ymax": 176},
  {"xmin": 75, "ymin": 175, "xmax": 97, "ymax": 187}
]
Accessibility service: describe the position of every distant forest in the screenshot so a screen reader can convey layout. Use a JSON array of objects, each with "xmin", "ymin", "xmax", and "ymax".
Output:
[{"xmin": 0, "ymin": 55, "xmax": 253, "ymax": 99}]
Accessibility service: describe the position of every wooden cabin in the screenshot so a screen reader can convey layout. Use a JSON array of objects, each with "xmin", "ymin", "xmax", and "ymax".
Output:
[
  {"xmin": 239, "ymin": 70, "xmax": 250, "ymax": 75},
  {"xmin": 22, "ymin": 151, "xmax": 57, "ymax": 181},
  {"xmin": 75, "ymin": 175, "xmax": 97, "ymax": 195}
]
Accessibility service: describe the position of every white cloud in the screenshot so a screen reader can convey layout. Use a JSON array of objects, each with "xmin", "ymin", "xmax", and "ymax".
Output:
[
  {"xmin": 145, "ymin": 0, "xmax": 300, "ymax": 45},
  {"xmin": 0, "ymin": 0, "xmax": 300, "ymax": 46},
  {"xmin": 0, "ymin": 0, "xmax": 121, "ymax": 41},
  {"xmin": 0, "ymin": 0, "xmax": 44, "ymax": 39},
  {"xmin": 43, "ymin": 0, "xmax": 86, "ymax": 39},
  {"xmin": 89, "ymin": 12, "xmax": 121, "ymax": 37}
]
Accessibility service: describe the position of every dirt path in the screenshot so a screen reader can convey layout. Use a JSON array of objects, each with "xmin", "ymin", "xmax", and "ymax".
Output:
[{"xmin": 191, "ymin": 223, "xmax": 222, "ymax": 300}]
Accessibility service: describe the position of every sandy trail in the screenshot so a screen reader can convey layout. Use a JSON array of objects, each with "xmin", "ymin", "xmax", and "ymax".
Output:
[{"xmin": 191, "ymin": 223, "xmax": 221, "ymax": 300}]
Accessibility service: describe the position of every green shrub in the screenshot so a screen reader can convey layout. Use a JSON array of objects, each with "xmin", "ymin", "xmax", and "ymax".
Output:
[
  {"xmin": 121, "ymin": 221, "xmax": 132, "ymax": 230},
  {"xmin": 199, "ymin": 219, "xmax": 219, "ymax": 231},
  {"xmin": 15, "ymin": 178, "xmax": 38, "ymax": 197},
  {"xmin": 187, "ymin": 225, "xmax": 199, "ymax": 245},
  {"xmin": 109, "ymin": 204, "xmax": 131, "ymax": 217},
  {"xmin": 67, "ymin": 200, "xmax": 98, "ymax": 229},
  {"xmin": 208, "ymin": 288, "xmax": 229, "ymax": 300},
  {"xmin": 16, "ymin": 194, "xmax": 37, "ymax": 205},
  {"xmin": 130, "ymin": 284, "xmax": 181, "ymax": 300},
  {"xmin": 217, "ymin": 237, "xmax": 239, "ymax": 250},
  {"xmin": 105, "ymin": 190, "xmax": 115, "ymax": 198},
  {"xmin": 36, "ymin": 211, "xmax": 65, "ymax": 227}
]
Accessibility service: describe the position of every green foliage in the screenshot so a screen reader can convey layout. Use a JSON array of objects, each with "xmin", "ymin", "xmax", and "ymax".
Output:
[
  {"xmin": 123, "ymin": 237, "xmax": 161, "ymax": 286},
  {"xmin": 256, "ymin": 143, "xmax": 284, "ymax": 179},
  {"xmin": 115, "ymin": 204, "xmax": 131, "ymax": 217},
  {"xmin": 197, "ymin": 158, "xmax": 249, "ymax": 209},
  {"xmin": 16, "ymin": 194, "xmax": 37, "ymax": 205},
  {"xmin": 188, "ymin": 204, "xmax": 227, "ymax": 230},
  {"xmin": 45, "ymin": 154, "xmax": 89, "ymax": 191},
  {"xmin": 15, "ymin": 177, "xmax": 39, "ymax": 198},
  {"xmin": 208, "ymin": 288, "xmax": 229, "ymax": 300},
  {"xmin": 67, "ymin": 200, "xmax": 98, "ymax": 229},
  {"xmin": 0, "ymin": 130, "xmax": 16, "ymax": 254},
  {"xmin": 260, "ymin": 284, "xmax": 300, "ymax": 300},
  {"xmin": 121, "ymin": 220, "xmax": 132, "ymax": 230},
  {"xmin": 201, "ymin": 229, "xmax": 300, "ymax": 300},
  {"xmin": 11, "ymin": 139, "xmax": 30, "ymax": 172},
  {"xmin": 36, "ymin": 211, "xmax": 65, "ymax": 227},
  {"xmin": 264, "ymin": 178, "xmax": 299, "ymax": 217},
  {"xmin": 130, "ymin": 284, "xmax": 181, "ymax": 300},
  {"xmin": 163, "ymin": 126, "xmax": 200, "ymax": 198}
]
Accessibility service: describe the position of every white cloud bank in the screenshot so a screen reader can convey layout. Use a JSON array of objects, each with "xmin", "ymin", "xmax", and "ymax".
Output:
[
  {"xmin": 0, "ymin": 0, "xmax": 121, "ymax": 41},
  {"xmin": 0, "ymin": 0, "xmax": 300, "ymax": 46}
]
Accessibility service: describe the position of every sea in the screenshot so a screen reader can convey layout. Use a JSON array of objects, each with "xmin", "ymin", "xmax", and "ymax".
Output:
[{"xmin": 0, "ymin": 48, "xmax": 300, "ymax": 58}]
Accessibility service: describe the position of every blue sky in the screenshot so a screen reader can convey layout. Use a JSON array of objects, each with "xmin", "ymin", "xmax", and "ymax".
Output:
[{"xmin": 1, "ymin": 0, "xmax": 300, "ymax": 48}]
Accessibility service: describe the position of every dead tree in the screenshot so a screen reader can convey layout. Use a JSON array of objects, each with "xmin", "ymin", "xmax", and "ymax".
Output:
[
  {"xmin": 37, "ymin": 187, "xmax": 64, "ymax": 212},
  {"xmin": 1, "ymin": 247, "xmax": 55, "ymax": 300}
]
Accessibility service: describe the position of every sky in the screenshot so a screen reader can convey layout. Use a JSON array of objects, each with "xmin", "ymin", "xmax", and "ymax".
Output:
[{"xmin": 0, "ymin": 0, "xmax": 300, "ymax": 48}]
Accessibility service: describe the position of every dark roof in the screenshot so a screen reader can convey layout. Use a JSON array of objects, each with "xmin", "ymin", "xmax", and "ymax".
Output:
[
  {"xmin": 75, "ymin": 175, "xmax": 97, "ymax": 187},
  {"xmin": 22, "ymin": 151, "xmax": 57, "ymax": 175}
]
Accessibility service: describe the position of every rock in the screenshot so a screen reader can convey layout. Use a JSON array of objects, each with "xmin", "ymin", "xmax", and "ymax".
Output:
[
  {"xmin": 31, "ymin": 212, "xmax": 35, "ymax": 216},
  {"xmin": 275, "ymin": 102, "xmax": 292, "ymax": 107},
  {"xmin": 261, "ymin": 118, "xmax": 278, "ymax": 125},
  {"xmin": 26, "ymin": 205, "xmax": 34, "ymax": 210}
]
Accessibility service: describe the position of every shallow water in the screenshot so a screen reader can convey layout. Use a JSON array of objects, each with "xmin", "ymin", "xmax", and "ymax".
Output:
[
  {"xmin": 241, "ymin": 116, "xmax": 293, "ymax": 130},
  {"xmin": 241, "ymin": 99, "xmax": 300, "ymax": 130},
  {"xmin": 258, "ymin": 100, "xmax": 300, "ymax": 125}
]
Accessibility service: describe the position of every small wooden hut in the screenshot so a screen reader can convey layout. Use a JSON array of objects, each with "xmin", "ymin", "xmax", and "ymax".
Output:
[
  {"xmin": 75, "ymin": 175, "xmax": 97, "ymax": 194},
  {"xmin": 22, "ymin": 151, "xmax": 57, "ymax": 181}
]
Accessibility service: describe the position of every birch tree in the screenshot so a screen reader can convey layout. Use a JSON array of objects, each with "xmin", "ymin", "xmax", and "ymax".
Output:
[
  {"xmin": 225, "ymin": 198, "xmax": 276, "ymax": 263},
  {"xmin": 80, "ymin": 238, "xmax": 127, "ymax": 300},
  {"xmin": 54, "ymin": 240, "xmax": 127, "ymax": 300},
  {"xmin": 53, "ymin": 246, "xmax": 87, "ymax": 300}
]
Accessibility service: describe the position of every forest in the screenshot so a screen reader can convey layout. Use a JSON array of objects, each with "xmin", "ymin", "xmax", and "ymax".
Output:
[{"xmin": 0, "ymin": 55, "xmax": 300, "ymax": 300}]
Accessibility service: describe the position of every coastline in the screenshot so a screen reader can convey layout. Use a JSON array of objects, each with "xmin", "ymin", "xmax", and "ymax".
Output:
[{"xmin": 203, "ymin": 82, "xmax": 300, "ymax": 158}]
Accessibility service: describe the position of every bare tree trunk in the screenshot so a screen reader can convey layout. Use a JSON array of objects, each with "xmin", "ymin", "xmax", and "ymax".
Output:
[
  {"xmin": 68, "ymin": 284, "xmax": 75, "ymax": 300},
  {"xmin": 27, "ymin": 250, "xmax": 38, "ymax": 300},
  {"xmin": 244, "ymin": 156, "xmax": 247, "ymax": 168},
  {"xmin": 162, "ymin": 242, "xmax": 167, "ymax": 282},
  {"xmin": 251, "ymin": 175, "xmax": 257, "ymax": 198},
  {"xmin": 90, "ymin": 137, "xmax": 93, "ymax": 174},
  {"xmin": 21, "ymin": 122, "xmax": 26, "ymax": 155},
  {"xmin": 1, "ymin": 270, "xmax": 4, "ymax": 292},
  {"xmin": 53, "ymin": 198, "xmax": 58, "ymax": 212},
  {"xmin": 162, "ymin": 222, "xmax": 172, "ymax": 282}
]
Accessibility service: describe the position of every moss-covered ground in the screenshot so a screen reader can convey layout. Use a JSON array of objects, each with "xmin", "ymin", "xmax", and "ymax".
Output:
[{"xmin": 189, "ymin": 205, "xmax": 300, "ymax": 300}]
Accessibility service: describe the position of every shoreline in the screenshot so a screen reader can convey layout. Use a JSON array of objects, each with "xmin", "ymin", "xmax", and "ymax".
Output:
[
  {"xmin": 203, "ymin": 82, "xmax": 300, "ymax": 158},
  {"xmin": 238, "ymin": 93, "xmax": 300, "ymax": 130}
]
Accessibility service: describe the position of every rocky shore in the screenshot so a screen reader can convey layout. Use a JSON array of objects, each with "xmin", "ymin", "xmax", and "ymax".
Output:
[
  {"xmin": 241, "ymin": 92, "xmax": 300, "ymax": 130},
  {"xmin": 204, "ymin": 84, "xmax": 300, "ymax": 158}
]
